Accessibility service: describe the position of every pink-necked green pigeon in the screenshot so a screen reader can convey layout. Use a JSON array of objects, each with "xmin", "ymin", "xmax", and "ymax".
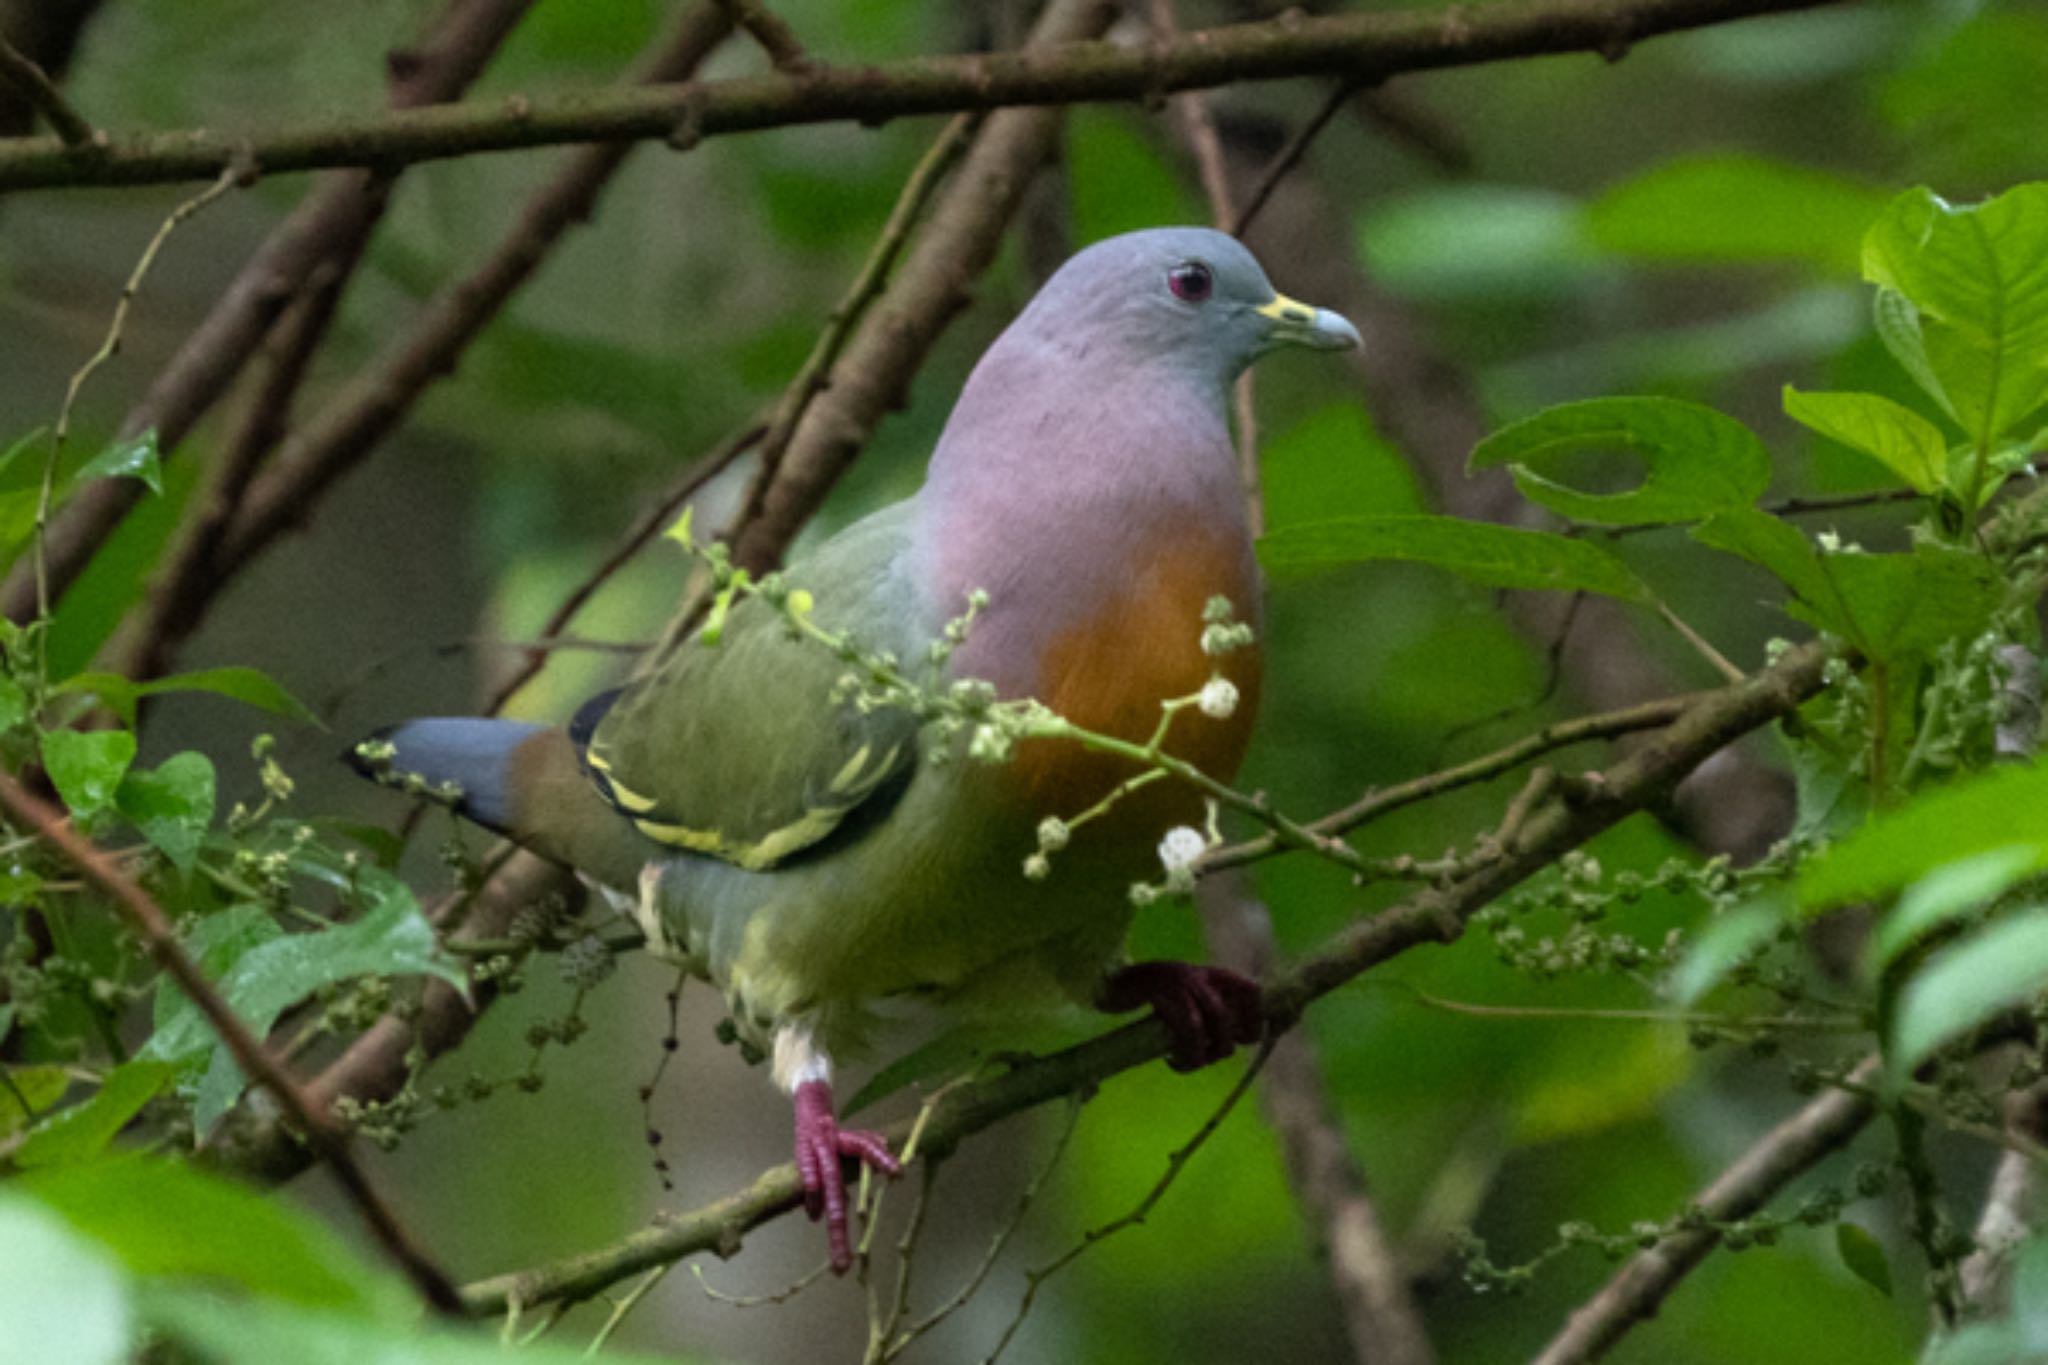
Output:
[{"xmin": 351, "ymin": 227, "xmax": 1360, "ymax": 1270}]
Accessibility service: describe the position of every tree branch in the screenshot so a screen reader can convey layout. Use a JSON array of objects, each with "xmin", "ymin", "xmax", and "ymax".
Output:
[
  {"xmin": 0, "ymin": 770, "xmax": 464, "ymax": 1313},
  {"xmin": 457, "ymin": 638, "xmax": 1833, "ymax": 1314},
  {"xmin": 0, "ymin": 0, "xmax": 1844, "ymax": 195},
  {"xmin": 164, "ymin": 2, "xmax": 737, "ymax": 647},
  {"xmin": 0, "ymin": 29, "xmax": 96, "ymax": 145},
  {"xmin": 1203, "ymin": 882, "xmax": 1437, "ymax": 1365},
  {"xmin": 0, "ymin": 0, "xmax": 537, "ymax": 625},
  {"xmin": 1529, "ymin": 1057, "xmax": 1881, "ymax": 1365}
]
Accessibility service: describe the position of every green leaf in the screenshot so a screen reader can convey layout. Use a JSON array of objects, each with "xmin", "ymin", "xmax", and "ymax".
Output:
[
  {"xmin": 152, "ymin": 905, "xmax": 282, "ymax": 1043},
  {"xmin": 1799, "ymin": 763, "xmax": 2048, "ymax": 913},
  {"xmin": 1468, "ymin": 397, "xmax": 1770, "ymax": 525},
  {"xmin": 20, "ymin": 1157, "xmax": 410, "ymax": 1319},
  {"xmin": 1691, "ymin": 508, "xmax": 1836, "ymax": 614},
  {"xmin": 38, "ymin": 727, "xmax": 137, "ymax": 819},
  {"xmin": 1, "ymin": 1064, "xmax": 72, "ymax": 1137},
  {"xmin": 1257, "ymin": 516, "xmax": 1651, "ymax": 601},
  {"xmin": 1585, "ymin": 154, "xmax": 1889, "ymax": 273},
  {"xmin": 1692, "ymin": 510, "xmax": 2000, "ymax": 662},
  {"xmin": 1800, "ymin": 547, "xmax": 2002, "ymax": 662},
  {"xmin": 0, "ymin": 672, "xmax": 28, "ymax": 731},
  {"xmin": 1834, "ymin": 1222, "xmax": 1894, "ymax": 1298},
  {"xmin": 1872, "ymin": 287, "xmax": 1953, "ymax": 429},
  {"xmin": 1862, "ymin": 184, "xmax": 2048, "ymax": 444},
  {"xmin": 144, "ymin": 874, "xmax": 462, "ymax": 1129},
  {"xmin": 1891, "ymin": 909, "xmax": 2048, "ymax": 1075},
  {"xmin": 74, "ymin": 430, "xmax": 162, "ymax": 495},
  {"xmin": 1868, "ymin": 846, "xmax": 2041, "ymax": 976},
  {"xmin": 58, "ymin": 666, "xmax": 317, "ymax": 728},
  {"xmin": 1782, "ymin": 386, "xmax": 1949, "ymax": 494},
  {"xmin": 115, "ymin": 752, "xmax": 216, "ymax": 875},
  {"xmin": 0, "ymin": 1197, "xmax": 131, "ymax": 1365},
  {"xmin": 14, "ymin": 1061, "xmax": 177, "ymax": 1169},
  {"xmin": 44, "ymin": 454, "xmax": 200, "ymax": 680},
  {"xmin": 141, "ymin": 1289, "xmax": 683, "ymax": 1365}
]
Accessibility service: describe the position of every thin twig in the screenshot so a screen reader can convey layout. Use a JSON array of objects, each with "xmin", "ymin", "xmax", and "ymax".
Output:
[
  {"xmin": 1228, "ymin": 80, "xmax": 1353, "ymax": 238},
  {"xmin": 982, "ymin": 1042, "xmax": 1273, "ymax": 1364},
  {"xmin": 488, "ymin": 417, "xmax": 766, "ymax": 715},
  {"xmin": 1206, "ymin": 692, "xmax": 1695, "ymax": 872},
  {"xmin": 582, "ymin": 1263, "xmax": 671, "ymax": 1357},
  {"xmin": 1529, "ymin": 1056, "xmax": 1881, "ymax": 1365},
  {"xmin": 123, "ymin": 239, "xmax": 368, "ymax": 685},
  {"xmin": 0, "ymin": 31, "xmax": 97, "ymax": 145},
  {"xmin": 881, "ymin": 1096, "xmax": 1086, "ymax": 1361},
  {"xmin": 34, "ymin": 166, "xmax": 241, "ymax": 660},
  {"xmin": 0, "ymin": 771, "xmax": 463, "ymax": 1313}
]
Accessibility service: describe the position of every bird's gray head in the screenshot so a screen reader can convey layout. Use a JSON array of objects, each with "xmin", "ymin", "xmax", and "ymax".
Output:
[{"xmin": 1006, "ymin": 227, "xmax": 1360, "ymax": 385}]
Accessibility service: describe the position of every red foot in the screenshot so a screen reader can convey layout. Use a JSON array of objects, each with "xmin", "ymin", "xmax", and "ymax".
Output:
[
  {"xmin": 792, "ymin": 1078, "xmax": 901, "ymax": 1273},
  {"xmin": 1098, "ymin": 961, "xmax": 1265, "ymax": 1072}
]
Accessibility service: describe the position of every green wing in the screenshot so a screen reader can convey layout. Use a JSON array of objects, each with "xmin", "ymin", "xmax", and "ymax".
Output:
[{"xmin": 580, "ymin": 503, "xmax": 929, "ymax": 871}]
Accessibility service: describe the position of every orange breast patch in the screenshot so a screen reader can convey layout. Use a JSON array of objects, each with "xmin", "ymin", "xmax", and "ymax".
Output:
[{"xmin": 1010, "ymin": 528, "xmax": 1262, "ymax": 820}]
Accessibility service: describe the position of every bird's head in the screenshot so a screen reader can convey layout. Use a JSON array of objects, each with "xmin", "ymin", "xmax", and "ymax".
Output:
[{"xmin": 1010, "ymin": 227, "xmax": 1361, "ymax": 385}]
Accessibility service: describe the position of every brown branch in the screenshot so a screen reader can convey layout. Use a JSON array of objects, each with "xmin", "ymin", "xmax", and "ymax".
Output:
[
  {"xmin": 456, "ymin": 638, "xmax": 1833, "ymax": 1314},
  {"xmin": 178, "ymin": 3, "xmax": 737, "ymax": 642},
  {"xmin": 1529, "ymin": 1057, "xmax": 1881, "ymax": 1365},
  {"xmin": 0, "ymin": 770, "xmax": 464, "ymax": 1313},
  {"xmin": 0, "ymin": 0, "xmax": 1846, "ymax": 195},
  {"xmin": 0, "ymin": 0, "xmax": 537, "ymax": 626},
  {"xmin": 1203, "ymin": 882, "xmax": 1436, "ymax": 1365},
  {"xmin": 716, "ymin": 0, "xmax": 811, "ymax": 72},
  {"xmin": 0, "ymin": 1, "xmax": 104, "ymax": 142},
  {"xmin": 0, "ymin": 28, "xmax": 95, "ymax": 145},
  {"xmin": 727, "ymin": 0, "xmax": 1120, "ymax": 575}
]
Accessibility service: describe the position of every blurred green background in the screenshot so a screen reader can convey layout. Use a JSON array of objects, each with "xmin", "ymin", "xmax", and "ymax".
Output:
[{"xmin": 2, "ymin": 0, "xmax": 2035, "ymax": 1359}]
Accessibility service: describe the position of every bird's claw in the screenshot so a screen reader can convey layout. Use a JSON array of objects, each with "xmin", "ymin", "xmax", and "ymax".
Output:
[
  {"xmin": 792, "ymin": 1078, "xmax": 901, "ymax": 1273},
  {"xmin": 1099, "ymin": 960, "xmax": 1264, "ymax": 1072}
]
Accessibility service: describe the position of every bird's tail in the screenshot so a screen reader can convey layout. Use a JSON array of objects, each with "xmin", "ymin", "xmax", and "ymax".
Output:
[{"xmin": 347, "ymin": 718, "xmax": 647, "ymax": 888}]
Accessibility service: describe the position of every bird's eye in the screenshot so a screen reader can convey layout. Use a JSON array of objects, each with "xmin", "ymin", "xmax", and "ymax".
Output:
[{"xmin": 1167, "ymin": 261, "xmax": 1214, "ymax": 304}]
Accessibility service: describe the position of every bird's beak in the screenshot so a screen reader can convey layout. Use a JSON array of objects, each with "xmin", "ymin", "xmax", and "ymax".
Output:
[{"xmin": 1254, "ymin": 293, "xmax": 1362, "ymax": 351}]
